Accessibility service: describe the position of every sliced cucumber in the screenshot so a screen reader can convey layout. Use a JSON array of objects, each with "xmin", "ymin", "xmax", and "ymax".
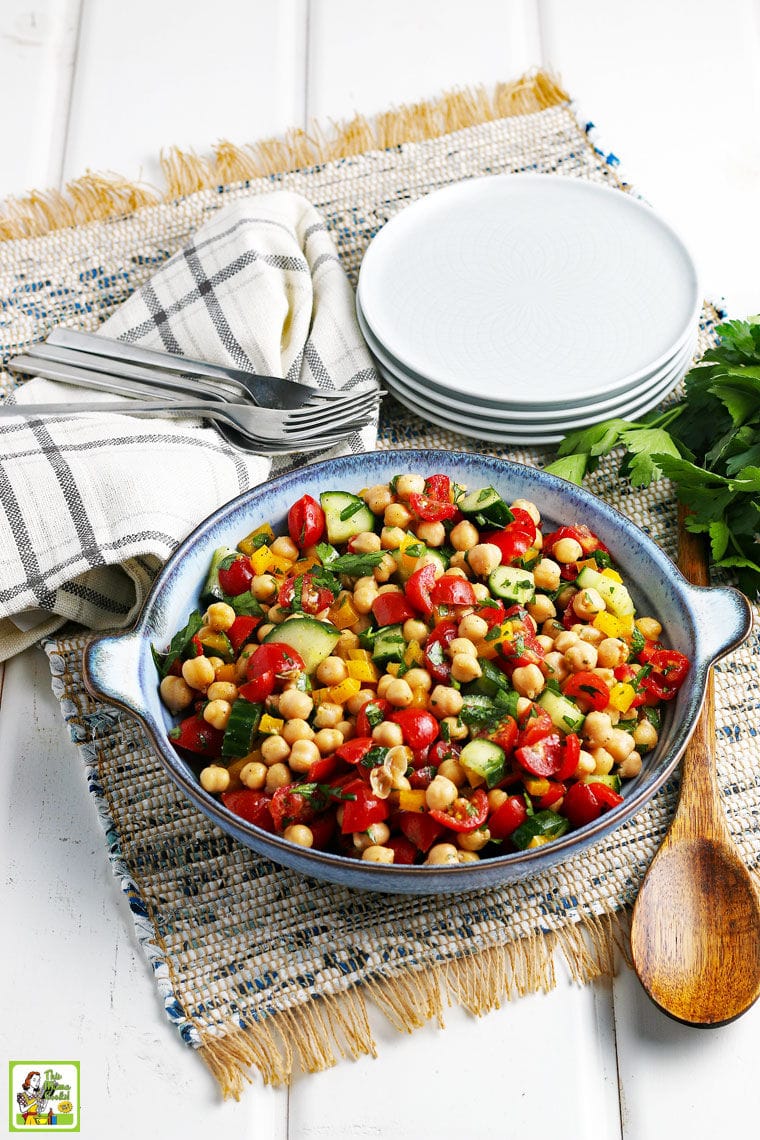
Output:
[
  {"xmin": 575, "ymin": 566, "xmax": 634, "ymax": 618},
  {"xmin": 201, "ymin": 546, "xmax": 238, "ymax": 605},
  {"xmin": 263, "ymin": 616, "xmax": 340, "ymax": 675},
  {"xmin": 392, "ymin": 544, "xmax": 448, "ymax": 582},
  {"xmin": 488, "ymin": 565, "xmax": 536, "ymax": 605},
  {"xmin": 459, "ymin": 738, "xmax": 506, "ymax": 788},
  {"xmin": 580, "ymin": 773, "xmax": 622, "ymax": 793},
  {"xmin": 458, "ymin": 486, "xmax": 513, "ymax": 528},
  {"xmin": 372, "ymin": 624, "xmax": 406, "ymax": 664},
  {"xmin": 538, "ymin": 688, "xmax": 585, "ymax": 734},
  {"xmin": 320, "ymin": 491, "xmax": 375, "ymax": 544},
  {"xmin": 470, "ymin": 659, "xmax": 511, "ymax": 698},
  {"xmin": 221, "ymin": 698, "xmax": 263, "ymax": 759}
]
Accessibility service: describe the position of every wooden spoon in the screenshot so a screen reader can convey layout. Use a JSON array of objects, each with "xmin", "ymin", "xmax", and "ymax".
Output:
[{"xmin": 630, "ymin": 508, "xmax": 760, "ymax": 1026}]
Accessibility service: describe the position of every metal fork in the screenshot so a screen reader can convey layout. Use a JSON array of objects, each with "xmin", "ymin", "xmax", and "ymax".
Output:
[
  {"xmin": 0, "ymin": 391, "xmax": 380, "ymax": 451},
  {"xmin": 46, "ymin": 327, "xmax": 353, "ymax": 409}
]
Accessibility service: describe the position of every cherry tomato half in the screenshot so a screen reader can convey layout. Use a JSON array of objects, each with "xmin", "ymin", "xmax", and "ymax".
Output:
[
  {"xmin": 561, "ymin": 671, "xmax": 610, "ymax": 712},
  {"xmin": 430, "ymin": 787, "xmax": 489, "ymax": 833},
  {"xmin": 221, "ymin": 789, "xmax": 275, "ymax": 831},
  {"xmin": 424, "ymin": 474, "xmax": 451, "ymax": 502},
  {"xmin": 390, "ymin": 708, "xmax": 440, "ymax": 750},
  {"xmin": 355, "ymin": 698, "xmax": 391, "ymax": 738},
  {"xmin": 488, "ymin": 794, "xmax": 529, "ymax": 840},
  {"xmin": 543, "ymin": 524, "xmax": 608, "ymax": 557},
  {"xmin": 278, "ymin": 573, "xmax": 334, "ymax": 615},
  {"xmin": 409, "ymin": 491, "xmax": 459, "ymax": 522},
  {"xmin": 514, "ymin": 732, "xmax": 563, "ymax": 777},
  {"xmin": 516, "ymin": 705, "xmax": 554, "ymax": 749},
  {"xmin": 227, "ymin": 615, "xmax": 262, "ymax": 655},
  {"xmin": 287, "ymin": 493, "xmax": 325, "ymax": 549},
  {"xmin": 405, "ymin": 562, "xmax": 437, "ymax": 616},
  {"xmin": 218, "ymin": 556, "xmax": 254, "ymax": 596},
  {"xmin": 481, "ymin": 521, "xmax": 535, "ymax": 566},
  {"xmin": 641, "ymin": 648, "xmax": 690, "ymax": 701},
  {"xmin": 371, "ymin": 592, "xmax": 416, "ymax": 627},
  {"xmin": 430, "ymin": 574, "xmax": 476, "ymax": 607},
  {"xmin": 340, "ymin": 779, "xmax": 390, "ymax": 833},
  {"xmin": 169, "ymin": 715, "xmax": 225, "ymax": 758},
  {"xmin": 423, "ymin": 619, "xmax": 459, "ymax": 683}
]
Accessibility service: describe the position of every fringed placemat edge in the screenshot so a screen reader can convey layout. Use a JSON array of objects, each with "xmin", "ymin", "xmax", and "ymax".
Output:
[{"xmin": 0, "ymin": 69, "xmax": 568, "ymax": 243}]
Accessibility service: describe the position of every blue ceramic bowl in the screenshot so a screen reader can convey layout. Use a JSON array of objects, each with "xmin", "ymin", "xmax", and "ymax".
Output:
[{"xmin": 84, "ymin": 450, "xmax": 752, "ymax": 895}]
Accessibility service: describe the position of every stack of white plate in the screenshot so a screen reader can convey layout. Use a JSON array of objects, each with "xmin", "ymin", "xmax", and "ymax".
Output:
[{"xmin": 357, "ymin": 175, "xmax": 700, "ymax": 445}]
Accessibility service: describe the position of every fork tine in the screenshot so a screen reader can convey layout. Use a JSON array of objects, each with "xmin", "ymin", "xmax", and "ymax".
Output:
[
  {"xmin": 285, "ymin": 391, "xmax": 382, "ymax": 430},
  {"xmin": 281, "ymin": 416, "xmax": 377, "ymax": 443}
]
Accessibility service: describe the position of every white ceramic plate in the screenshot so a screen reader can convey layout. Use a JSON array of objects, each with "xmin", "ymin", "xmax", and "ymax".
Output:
[
  {"xmin": 358, "ymin": 174, "xmax": 700, "ymax": 407},
  {"xmin": 358, "ymin": 297, "xmax": 695, "ymax": 423}
]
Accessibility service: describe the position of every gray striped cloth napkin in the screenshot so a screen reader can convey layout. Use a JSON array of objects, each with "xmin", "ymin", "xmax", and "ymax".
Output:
[{"xmin": 0, "ymin": 192, "xmax": 380, "ymax": 660}]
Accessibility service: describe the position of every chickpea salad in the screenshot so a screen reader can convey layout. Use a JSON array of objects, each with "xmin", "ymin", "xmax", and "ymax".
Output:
[{"xmin": 153, "ymin": 473, "xmax": 690, "ymax": 867}]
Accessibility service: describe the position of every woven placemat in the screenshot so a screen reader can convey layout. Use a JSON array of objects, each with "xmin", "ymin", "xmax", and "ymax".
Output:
[{"xmin": 2, "ymin": 71, "xmax": 759, "ymax": 1098}]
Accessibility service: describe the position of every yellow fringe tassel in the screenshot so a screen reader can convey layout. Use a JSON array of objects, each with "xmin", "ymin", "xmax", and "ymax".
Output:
[
  {"xmin": 196, "ymin": 909, "xmax": 622, "ymax": 1101},
  {"xmin": 0, "ymin": 69, "xmax": 568, "ymax": 243}
]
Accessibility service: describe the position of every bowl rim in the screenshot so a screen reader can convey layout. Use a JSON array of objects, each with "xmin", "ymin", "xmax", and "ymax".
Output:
[{"xmin": 86, "ymin": 448, "xmax": 749, "ymax": 886}]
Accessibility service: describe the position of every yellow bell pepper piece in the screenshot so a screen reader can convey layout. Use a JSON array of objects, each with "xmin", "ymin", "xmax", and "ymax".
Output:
[
  {"xmin": 346, "ymin": 659, "xmax": 379, "ymax": 683},
  {"xmin": 238, "ymin": 522, "xmax": 275, "ymax": 556},
  {"xmin": 259, "ymin": 714, "xmax": 284, "ymax": 735},
  {"xmin": 348, "ymin": 648, "xmax": 374, "ymax": 663},
  {"xmin": 291, "ymin": 555, "xmax": 320, "ymax": 577},
  {"xmin": 409, "ymin": 688, "xmax": 429, "ymax": 708},
  {"xmin": 268, "ymin": 554, "xmax": 294, "ymax": 576},
  {"xmin": 249, "ymin": 545, "xmax": 273, "ymax": 576},
  {"xmin": 528, "ymin": 835, "xmax": 549, "ymax": 848},
  {"xmin": 327, "ymin": 677, "xmax": 362, "ymax": 704},
  {"xmin": 328, "ymin": 594, "xmax": 360, "ymax": 630},
  {"xmin": 608, "ymin": 682, "xmax": 636, "ymax": 714},
  {"xmin": 310, "ymin": 687, "xmax": 331, "ymax": 705},
  {"xmin": 601, "ymin": 567, "xmax": 623, "ymax": 583},
  {"xmin": 404, "ymin": 640, "xmax": 425, "ymax": 667},
  {"xmin": 592, "ymin": 610, "xmax": 634, "ymax": 640},
  {"xmin": 523, "ymin": 776, "xmax": 550, "ymax": 797},
  {"xmin": 385, "ymin": 662, "xmax": 400, "ymax": 677},
  {"xmin": 398, "ymin": 789, "xmax": 428, "ymax": 813}
]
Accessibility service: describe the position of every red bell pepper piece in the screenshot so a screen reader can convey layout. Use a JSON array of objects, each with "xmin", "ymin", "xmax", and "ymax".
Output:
[
  {"xmin": 371, "ymin": 591, "xmax": 416, "ymax": 627},
  {"xmin": 423, "ymin": 618, "xmax": 459, "ymax": 683},
  {"xmin": 307, "ymin": 753, "xmax": 339, "ymax": 783},
  {"xmin": 538, "ymin": 781, "xmax": 567, "ymax": 809},
  {"xmin": 389, "ymin": 708, "xmax": 439, "ymax": 750},
  {"xmin": 398, "ymin": 810, "xmax": 447, "ymax": 852},
  {"xmin": 335, "ymin": 736, "xmax": 375, "ymax": 765},
  {"xmin": 385, "ymin": 835, "xmax": 419, "ymax": 864},
  {"xmin": 308, "ymin": 811, "xmax": 337, "ymax": 850},
  {"xmin": 490, "ymin": 715, "xmax": 519, "ymax": 754},
  {"xmin": 218, "ymin": 556, "xmax": 254, "ymax": 596},
  {"xmin": 404, "ymin": 562, "xmax": 437, "ymax": 616},
  {"xmin": 429, "ymin": 574, "xmax": 477, "ymax": 607},
  {"xmin": 476, "ymin": 599, "xmax": 506, "ymax": 629},
  {"xmin": 227, "ymin": 615, "xmax": 262, "ymax": 655},
  {"xmin": 488, "ymin": 794, "xmax": 528, "ymax": 840},
  {"xmin": 408, "ymin": 765, "xmax": 437, "ymax": 789},
  {"xmin": 430, "ymin": 787, "xmax": 489, "ymax": 833},
  {"xmin": 355, "ymin": 698, "xmax": 391, "ymax": 738},
  {"xmin": 514, "ymin": 732, "xmax": 564, "ymax": 777},
  {"xmin": 339, "ymin": 779, "xmax": 390, "ymax": 833},
  {"xmin": 287, "ymin": 493, "xmax": 325, "ymax": 549},
  {"xmin": 221, "ymin": 789, "xmax": 275, "ymax": 831}
]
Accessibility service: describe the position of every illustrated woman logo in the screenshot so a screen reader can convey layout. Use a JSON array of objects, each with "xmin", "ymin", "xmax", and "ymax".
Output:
[{"xmin": 16, "ymin": 1071, "xmax": 51, "ymax": 1127}]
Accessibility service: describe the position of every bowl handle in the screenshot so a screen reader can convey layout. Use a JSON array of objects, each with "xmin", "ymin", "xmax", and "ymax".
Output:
[
  {"xmin": 684, "ymin": 584, "xmax": 754, "ymax": 663},
  {"xmin": 83, "ymin": 629, "xmax": 147, "ymax": 715}
]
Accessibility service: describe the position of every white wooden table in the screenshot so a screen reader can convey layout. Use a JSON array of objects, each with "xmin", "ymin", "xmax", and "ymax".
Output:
[{"xmin": 2, "ymin": 3, "xmax": 759, "ymax": 1136}]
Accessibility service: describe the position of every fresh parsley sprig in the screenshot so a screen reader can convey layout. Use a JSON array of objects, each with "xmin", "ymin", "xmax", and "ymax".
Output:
[{"xmin": 545, "ymin": 318, "xmax": 760, "ymax": 595}]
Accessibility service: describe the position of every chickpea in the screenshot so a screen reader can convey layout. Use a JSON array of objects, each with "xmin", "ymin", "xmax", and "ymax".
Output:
[
  {"xmin": 252, "ymin": 573, "xmax": 278, "ymax": 601},
  {"xmin": 384, "ymin": 502, "xmax": 414, "ymax": 529},
  {"xmin": 282, "ymin": 718, "xmax": 315, "ymax": 744},
  {"xmin": 353, "ymin": 822, "xmax": 391, "ymax": 851},
  {"xmin": 471, "ymin": 583, "xmax": 490, "ymax": 602},
  {"xmin": 314, "ymin": 702, "xmax": 343, "ymax": 728},
  {"xmin": 448, "ymin": 551, "xmax": 473, "ymax": 578},
  {"xmin": 377, "ymin": 582, "xmax": 402, "ymax": 596},
  {"xmin": 363, "ymin": 483, "xmax": 393, "ymax": 514},
  {"xmin": 511, "ymin": 664, "xmax": 545, "ymax": 699},
  {"xmin": 383, "ymin": 677, "xmax": 412, "ymax": 707},
  {"xmin": 542, "ymin": 617, "xmax": 565, "ymax": 640},
  {"xmin": 404, "ymin": 668, "xmax": 432, "ymax": 692},
  {"xmin": 457, "ymin": 850, "xmax": 480, "ymax": 863},
  {"xmin": 426, "ymin": 774, "xmax": 458, "ymax": 811},
  {"xmin": 605, "ymin": 728, "xmax": 636, "ymax": 763},
  {"xmin": 515, "ymin": 697, "xmax": 532, "ymax": 717},
  {"xmin": 618, "ymin": 751, "xmax": 643, "ymax": 778},
  {"xmin": 336, "ymin": 629, "xmax": 360, "ymax": 657},
  {"xmin": 314, "ymin": 728, "xmax": 344, "ymax": 755},
  {"xmin": 533, "ymin": 557, "xmax": 561, "ymax": 592},
  {"xmin": 267, "ymin": 535, "xmax": 296, "ymax": 561},
  {"xmin": 204, "ymin": 601, "xmax": 236, "ymax": 631},
  {"xmin": 554, "ymin": 630, "xmax": 579, "ymax": 653},
  {"xmin": 574, "ymin": 750, "xmax": 596, "ymax": 777},
  {"xmin": 256, "ymin": 623, "xmax": 275, "ymax": 643},
  {"xmin": 278, "ymin": 688, "xmax": 314, "ymax": 721},
  {"xmin": 425, "ymin": 843, "xmax": 460, "ymax": 865},
  {"xmin": 284, "ymin": 824, "xmax": 314, "ymax": 848},
  {"xmin": 564, "ymin": 642, "xmax": 599, "ymax": 672},
  {"xmin": 583, "ymin": 711, "xmax": 614, "ymax": 747},
  {"xmin": 349, "ymin": 530, "xmax": 381, "ymax": 555},
  {"xmin": 592, "ymin": 747, "xmax": 615, "ymax": 776},
  {"xmin": 636, "ymin": 617, "xmax": 662, "ymax": 641},
  {"xmin": 265, "ymin": 762, "xmax": 291, "ymax": 792},
  {"xmin": 593, "ymin": 667, "xmax": 616, "ymax": 686},
  {"xmin": 205, "ymin": 681, "xmax": 237, "ymax": 704},
  {"xmin": 353, "ymin": 585, "xmax": 378, "ymax": 614},
  {"xmin": 528, "ymin": 595, "xmax": 556, "ymax": 624},
  {"xmin": 536, "ymin": 635, "xmax": 554, "ymax": 652},
  {"xmin": 449, "ymin": 637, "xmax": 477, "ymax": 658},
  {"xmin": 416, "ymin": 520, "xmax": 446, "ymax": 547},
  {"xmin": 448, "ymin": 519, "xmax": 479, "ymax": 551},
  {"xmin": 240, "ymin": 760, "xmax": 267, "ymax": 790},
  {"xmin": 510, "ymin": 498, "xmax": 541, "ymax": 525},
  {"xmin": 372, "ymin": 721, "xmax": 404, "ymax": 748},
  {"xmin": 403, "ymin": 618, "xmax": 430, "ymax": 644},
  {"xmin": 437, "ymin": 758, "xmax": 467, "ymax": 787},
  {"xmin": 487, "ymin": 788, "xmax": 508, "ymax": 811},
  {"xmin": 395, "ymin": 473, "xmax": 426, "ymax": 499},
  {"xmin": 380, "ymin": 525, "xmax": 406, "ymax": 550},
  {"xmin": 336, "ymin": 720, "xmax": 354, "ymax": 741},
  {"xmin": 181, "ymin": 655, "xmax": 215, "ymax": 691},
  {"xmin": 346, "ymin": 689, "xmax": 374, "ymax": 716},
  {"xmin": 429, "ymin": 685, "xmax": 464, "ymax": 719},
  {"xmin": 441, "ymin": 716, "xmax": 468, "ymax": 741},
  {"xmin": 553, "ymin": 536, "xmax": 583, "ymax": 563},
  {"xmin": 315, "ymin": 656, "xmax": 348, "ymax": 687},
  {"xmin": 573, "ymin": 588, "xmax": 605, "ymax": 618},
  {"xmin": 199, "ymin": 764, "xmax": 230, "ymax": 793},
  {"xmin": 373, "ymin": 552, "xmax": 398, "ymax": 583},
  {"xmin": 289, "ymin": 738, "xmax": 321, "ymax": 773},
  {"xmin": 362, "ymin": 845, "xmax": 395, "ymax": 863},
  {"xmin": 633, "ymin": 719, "xmax": 658, "ymax": 751},
  {"xmin": 577, "ymin": 625, "xmax": 604, "ymax": 646},
  {"xmin": 458, "ymin": 613, "xmax": 488, "ymax": 641},
  {"xmin": 266, "ymin": 605, "xmax": 287, "ymax": 625},
  {"xmin": 261, "ymin": 735, "xmax": 291, "ymax": 765},
  {"xmin": 159, "ymin": 675, "xmax": 194, "ymax": 714},
  {"xmin": 457, "ymin": 826, "xmax": 491, "ymax": 852},
  {"xmin": 597, "ymin": 637, "xmax": 629, "ymax": 669},
  {"xmin": 543, "ymin": 651, "xmax": 569, "ymax": 682},
  {"xmin": 465, "ymin": 543, "xmax": 501, "ymax": 578},
  {"xmin": 203, "ymin": 699, "xmax": 232, "ymax": 731},
  {"xmin": 555, "ymin": 586, "xmax": 578, "ymax": 611},
  {"xmin": 451, "ymin": 653, "xmax": 482, "ymax": 683}
]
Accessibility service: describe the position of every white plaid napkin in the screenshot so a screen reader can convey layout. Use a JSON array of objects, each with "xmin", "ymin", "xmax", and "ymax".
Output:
[{"xmin": 0, "ymin": 193, "xmax": 379, "ymax": 660}]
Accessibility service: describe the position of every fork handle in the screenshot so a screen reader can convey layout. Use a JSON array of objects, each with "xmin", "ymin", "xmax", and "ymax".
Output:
[{"xmin": 0, "ymin": 398, "xmax": 239, "ymax": 423}]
